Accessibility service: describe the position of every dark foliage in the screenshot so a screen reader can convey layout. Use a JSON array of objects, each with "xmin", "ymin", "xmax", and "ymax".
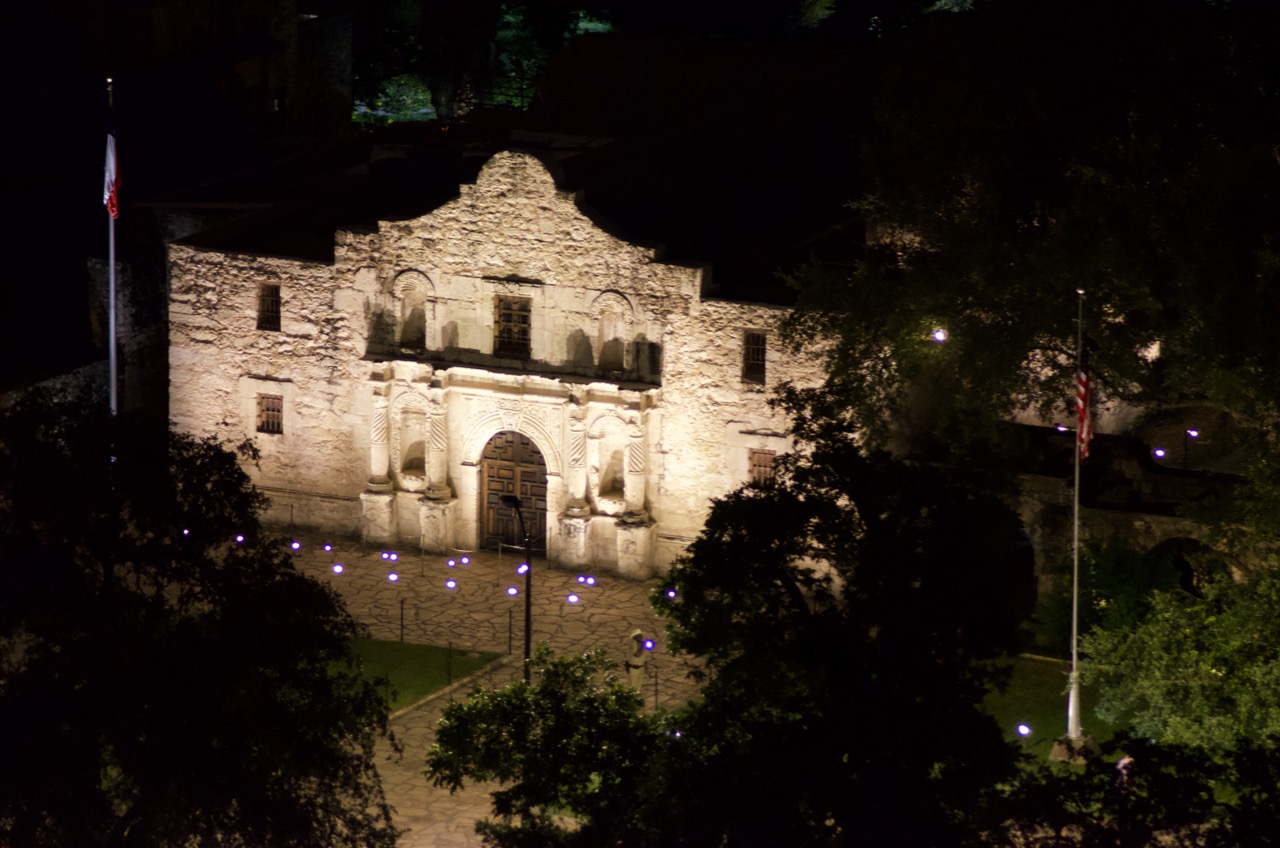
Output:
[
  {"xmin": 0, "ymin": 399, "xmax": 397, "ymax": 848},
  {"xmin": 649, "ymin": 443, "xmax": 1031, "ymax": 846}
]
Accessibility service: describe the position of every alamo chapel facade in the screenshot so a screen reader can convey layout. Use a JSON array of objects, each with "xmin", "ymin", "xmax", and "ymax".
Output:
[{"xmin": 169, "ymin": 151, "xmax": 816, "ymax": 578}]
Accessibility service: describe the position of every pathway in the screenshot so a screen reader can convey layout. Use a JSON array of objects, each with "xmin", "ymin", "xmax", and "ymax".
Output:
[{"xmin": 290, "ymin": 536, "xmax": 701, "ymax": 847}]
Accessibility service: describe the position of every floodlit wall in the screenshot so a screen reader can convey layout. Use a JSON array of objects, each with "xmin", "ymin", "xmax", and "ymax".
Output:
[{"xmin": 169, "ymin": 150, "xmax": 818, "ymax": 575}]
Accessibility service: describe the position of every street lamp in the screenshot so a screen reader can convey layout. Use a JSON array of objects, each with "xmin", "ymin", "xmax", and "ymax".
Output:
[
  {"xmin": 500, "ymin": 493, "xmax": 534, "ymax": 682},
  {"xmin": 1184, "ymin": 428, "xmax": 1199, "ymax": 469}
]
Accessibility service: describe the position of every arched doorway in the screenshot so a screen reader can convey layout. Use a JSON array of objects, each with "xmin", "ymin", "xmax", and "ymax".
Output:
[{"xmin": 480, "ymin": 431, "xmax": 548, "ymax": 550}]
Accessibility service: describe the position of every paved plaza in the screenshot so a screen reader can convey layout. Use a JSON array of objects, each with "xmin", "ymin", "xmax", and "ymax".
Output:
[{"xmin": 290, "ymin": 535, "xmax": 702, "ymax": 847}]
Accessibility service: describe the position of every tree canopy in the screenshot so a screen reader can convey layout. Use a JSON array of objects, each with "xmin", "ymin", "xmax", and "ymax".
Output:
[
  {"xmin": 425, "ymin": 646, "xmax": 663, "ymax": 847},
  {"xmin": 781, "ymin": 0, "xmax": 1280, "ymax": 468},
  {"xmin": 0, "ymin": 400, "xmax": 397, "ymax": 848},
  {"xmin": 1082, "ymin": 564, "xmax": 1280, "ymax": 755},
  {"xmin": 427, "ymin": 435, "xmax": 1036, "ymax": 846},
  {"xmin": 647, "ymin": 442, "xmax": 1032, "ymax": 846}
]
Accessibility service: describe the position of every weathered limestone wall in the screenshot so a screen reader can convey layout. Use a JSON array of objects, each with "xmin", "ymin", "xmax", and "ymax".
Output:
[
  {"xmin": 654, "ymin": 299, "xmax": 813, "ymax": 568},
  {"xmin": 169, "ymin": 149, "xmax": 821, "ymax": 574},
  {"xmin": 169, "ymin": 246, "xmax": 373, "ymax": 511}
]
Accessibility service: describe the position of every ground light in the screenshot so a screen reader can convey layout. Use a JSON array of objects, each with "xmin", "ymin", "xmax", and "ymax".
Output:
[
  {"xmin": 932, "ymin": 328, "xmax": 948, "ymax": 343},
  {"xmin": 1018, "ymin": 724, "xmax": 1032, "ymax": 737},
  {"xmin": 332, "ymin": 563, "xmax": 344, "ymax": 574}
]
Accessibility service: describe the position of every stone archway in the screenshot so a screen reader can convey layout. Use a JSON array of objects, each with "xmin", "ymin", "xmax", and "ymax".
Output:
[{"xmin": 479, "ymin": 431, "xmax": 548, "ymax": 551}]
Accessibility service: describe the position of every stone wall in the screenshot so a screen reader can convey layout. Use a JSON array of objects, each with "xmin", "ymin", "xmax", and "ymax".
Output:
[{"xmin": 169, "ymin": 150, "xmax": 821, "ymax": 577}]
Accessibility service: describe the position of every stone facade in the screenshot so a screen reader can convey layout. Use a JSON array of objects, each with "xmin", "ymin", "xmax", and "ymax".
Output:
[{"xmin": 169, "ymin": 151, "xmax": 813, "ymax": 577}]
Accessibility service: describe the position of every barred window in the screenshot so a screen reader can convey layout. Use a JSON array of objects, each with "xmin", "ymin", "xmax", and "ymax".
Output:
[
  {"xmin": 256, "ymin": 394, "xmax": 284, "ymax": 434},
  {"xmin": 743, "ymin": 331, "xmax": 767, "ymax": 384},
  {"xmin": 494, "ymin": 297, "xmax": 531, "ymax": 359},
  {"xmin": 749, "ymin": 449, "xmax": 776, "ymax": 484},
  {"xmin": 257, "ymin": 284, "xmax": 281, "ymax": 331}
]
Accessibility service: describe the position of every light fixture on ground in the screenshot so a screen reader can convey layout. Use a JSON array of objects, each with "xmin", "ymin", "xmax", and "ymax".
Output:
[
  {"xmin": 1184, "ymin": 428, "xmax": 1199, "ymax": 469},
  {"xmin": 500, "ymin": 493, "xmax": 534, "ymax": 683}
]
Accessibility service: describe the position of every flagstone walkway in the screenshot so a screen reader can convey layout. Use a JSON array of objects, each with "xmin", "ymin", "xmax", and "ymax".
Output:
[{"xmin": 290, "ymin": 536, "xmax": 702, "ymax": 847}]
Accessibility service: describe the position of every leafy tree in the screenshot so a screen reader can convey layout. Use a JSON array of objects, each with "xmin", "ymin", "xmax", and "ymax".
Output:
[
  {"xmin": 424, "ymin": 645, "xmax": 665, "ymax": 847},
  {"xmin": 647, "ymin": 441, "xmax": 1032, "ymax": 846},
  {"xmin": 1082, "ymin": 565, "xmax": 1280, "ymax": 754},
  {"xmin": 1010, "ymin": 733, "xmax": 1222, "ymax": 848},
  {"xmin": 0, "ymin": 400, "xmax": 397, "ymax": 848},
  {"xmin": 780, "ymin": 0, "xmax": 1280, "ymax": 468},
  {"xmin": 1032, "ymin": 541, "xmax": 1185, "ymax": 658},
  {"xmin": 425, "ymin": 438, "xmax": 1034, "ymax": 846},
  {"xmin": 1207, "ymin": 735, "xmax": 1280, "ymax": 848}
]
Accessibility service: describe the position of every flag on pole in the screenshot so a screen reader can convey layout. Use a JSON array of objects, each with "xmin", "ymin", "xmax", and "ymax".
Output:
[
  {"xmin": 1076, "ymin": 348, "xmax": 1092, "ymax": 459},
  {"xmin": 103, "ymin": 133, "xmax": 120, "ymax": 218}
]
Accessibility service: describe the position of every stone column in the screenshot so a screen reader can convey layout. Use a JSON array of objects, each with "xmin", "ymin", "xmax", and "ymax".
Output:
[
  {"xmin": 426, "ymin": 393, "xmax": 453, "ymax": 500},
  {"xmin": 368, "ymin": 392, "xmax": 392, "ymax": 492},
  {"xmin": 362, "ymin": 389, "xmax": 395, "ymax": 543},
  {"xmin": 565, "ymin": 407, "xmax": 590, "ymax": 516},
  {"xmin": 622, "ymin": 419, "xmax": 648, "ymax": 520}
]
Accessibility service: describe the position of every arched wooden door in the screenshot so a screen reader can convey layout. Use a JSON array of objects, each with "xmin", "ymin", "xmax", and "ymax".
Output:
[{"xmin": 480, "ymin": 431, "xmax": 548, "ymax": 550}]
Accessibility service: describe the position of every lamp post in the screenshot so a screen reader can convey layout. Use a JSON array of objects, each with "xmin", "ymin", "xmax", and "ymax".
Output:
[
  {"xmin": 1184, "ymin": 428, "xmax": 1199, "ymax": 470},
  {"xmin": 500, "ymin": 493, "xmax": 533, "ymax": 682}
]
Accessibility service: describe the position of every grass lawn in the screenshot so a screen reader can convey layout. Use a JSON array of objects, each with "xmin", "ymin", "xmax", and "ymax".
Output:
[
  {"xmin": 349, "ymin": 638, "xmax": 501, "ymax": 712},
  {"xmin": 985, "ymin": 654, "xmax": 1124, "ymax": 760}
]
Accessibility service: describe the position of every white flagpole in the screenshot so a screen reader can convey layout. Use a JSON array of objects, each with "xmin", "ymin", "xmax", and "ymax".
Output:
[
  {"xmin": 106, "ymin": 78, "xmax": 118, "ymax": 417},
  {"xmin": 1067, "ymin": 288, "xmax": 1085, "ymax": 742}
]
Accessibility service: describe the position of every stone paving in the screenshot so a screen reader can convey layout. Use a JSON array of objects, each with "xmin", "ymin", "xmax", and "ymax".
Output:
[{"xmin": 290, "ymin": 535, "xmax": 702, "ymax": 847}]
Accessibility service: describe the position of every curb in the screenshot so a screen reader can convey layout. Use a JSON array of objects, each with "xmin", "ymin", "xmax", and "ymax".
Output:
[{"xmin": 389, "ymin": 654, "xmax": 521, "ymax": 721}]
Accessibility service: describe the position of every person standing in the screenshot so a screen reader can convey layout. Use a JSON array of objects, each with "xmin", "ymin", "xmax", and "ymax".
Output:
[{"xmin": 624, "ymin": 628, "xmax": 649, "ymax": 690}]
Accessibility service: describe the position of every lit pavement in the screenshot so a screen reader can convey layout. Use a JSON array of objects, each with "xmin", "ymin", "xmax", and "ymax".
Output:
[{"xmin": 290, "ymin": 537, "xmax": 702, "ymax": 847}]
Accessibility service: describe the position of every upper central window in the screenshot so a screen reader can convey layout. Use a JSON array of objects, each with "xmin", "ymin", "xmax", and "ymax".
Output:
[{"xmin": 494, "ymin": 296, "xmax": 531, "ymax": 359}]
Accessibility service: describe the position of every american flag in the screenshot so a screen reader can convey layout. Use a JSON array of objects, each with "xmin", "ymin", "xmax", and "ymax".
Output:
[
  {"xmin": 103, "ymin": 133, "xmax": 120, "ymax": 219},
  {"xmin": 1076, "ymin": 349, "xmax": 1092, "ymax": 458}
]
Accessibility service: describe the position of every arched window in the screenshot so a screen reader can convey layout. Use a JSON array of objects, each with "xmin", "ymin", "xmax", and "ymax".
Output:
[
  {"xmin": 393, "ymin": 270, "xmax": 434, "ymax": 353},
  {"xmin": 591, "ymin": 292, "xmax": 633, "ymax": 374},
  {"xmin": 401, "ymin": 290, "xmax": 427, "ymax": 351}
]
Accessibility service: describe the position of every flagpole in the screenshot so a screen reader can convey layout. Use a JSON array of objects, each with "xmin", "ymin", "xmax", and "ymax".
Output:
[
  {"xmin": 106, "ymin": 78, "xmax": 118, "ymax": 417},
  {"xmin": 1067, "ymin": 288, "xmax": 1084, "ymax": 742}
]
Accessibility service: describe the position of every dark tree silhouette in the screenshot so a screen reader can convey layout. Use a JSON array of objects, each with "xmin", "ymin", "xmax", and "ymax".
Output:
[{"xmin": 0, "ymin": 399, "xmax": 397, "ymax": 848}]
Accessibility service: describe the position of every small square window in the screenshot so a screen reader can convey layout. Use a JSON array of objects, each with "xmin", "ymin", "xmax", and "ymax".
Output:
[
  {"xmin": 494, "ymin": 297, "xmax": 531, "ymax": 359},
  {"xmin": 749, "ymin": 448, "xmax": 776, "ymax": 484},
  {"xmin": 743, "ymin": 331, "xmax": 767, "ymax": 385},
  {"xmin": 256, "ymin": 394, "xmax": 284, "ymax": 434},
  {"xmin": 257, "ymin": 284, "xmax": 281, "ymax": 332}
]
